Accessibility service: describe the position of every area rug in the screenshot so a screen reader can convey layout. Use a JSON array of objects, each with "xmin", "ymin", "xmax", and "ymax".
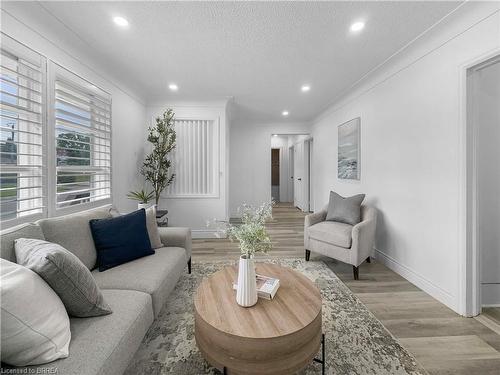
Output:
[{"xmin": 124, "ymin": 259, "xmax": 426, "ymax": 375}]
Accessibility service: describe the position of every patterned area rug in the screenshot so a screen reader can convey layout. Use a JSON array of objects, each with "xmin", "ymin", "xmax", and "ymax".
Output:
[{"xmin": 125, "ymin": 259, "xmax": 426, "ymax": 375}]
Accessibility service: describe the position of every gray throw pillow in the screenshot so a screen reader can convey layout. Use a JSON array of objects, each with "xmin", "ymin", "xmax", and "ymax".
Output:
[
  {"xmin": 326, "ymin": 191, "xmax": 365, "ymax": 225},
  {"xmin": 14, "ymin": 238, "xmax": 112, "ymax": 317}
]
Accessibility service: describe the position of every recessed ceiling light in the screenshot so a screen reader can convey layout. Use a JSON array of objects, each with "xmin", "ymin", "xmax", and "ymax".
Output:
[
  {"xmin": 301, "ymin": 85, "xmax": 311, "ymax": 92},
  {"xmin": 350, "ymin": 21, "xmax": 365, "ymax": 33},
  {"xmin": 282, "ymin": 110, "xmax": 289, "ymax": 116},
  {"xmin": 168, "ymin": 83, "xmax": 178, "ymax": 91},
  {"xmin": 113, "ymin": 16, "xmax": 129, "ymax": 28},
  {"xmin": 273, "ymin": 134, "xmax": 278, "ymax": 137}
]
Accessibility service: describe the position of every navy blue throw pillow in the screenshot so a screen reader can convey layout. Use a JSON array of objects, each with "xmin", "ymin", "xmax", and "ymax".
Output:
[{"xmin": 89, "ymin": 209, "xmax": 154, "ymax": 271}]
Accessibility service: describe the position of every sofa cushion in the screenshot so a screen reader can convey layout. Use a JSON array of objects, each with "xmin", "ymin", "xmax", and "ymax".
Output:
[
  {"xmin": 37, "ymin": 205, "xmax": 113, "ymax": 270},
  {"xmin": 326, "ymin": 191, "xmax": 365, "ymax": 225},
  {"xmin": 92, "ymin": 246, "xmax": 187, "ymax": 317},
  {"xmin": 15, "ymin": 238, "xmax": 112, "ymax": 318},
  {"xmin": 17, "ymin": 289, "xmax": 153, "ymax": 375},
  {"xmin": 0, "ymin": 224, "xmax": 45, "ymax": 262},
  {"xmin": 308, "ymin": 221, "xmax": 353, "ymax": 249},
  {"xmin": 90, "ymin": 209, "xmax": 154, "ymax": 271}
]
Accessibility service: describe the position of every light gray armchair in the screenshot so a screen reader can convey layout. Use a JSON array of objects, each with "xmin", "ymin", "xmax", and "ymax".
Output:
[{"xmin": 304, "ymin": 205, "xmax": 377, "ymax": 280}]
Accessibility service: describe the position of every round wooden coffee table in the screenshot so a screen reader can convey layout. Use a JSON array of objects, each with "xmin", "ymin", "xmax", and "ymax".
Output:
[{"xmin": 194, "ymin": 263, "xmax": 323, "ymax": 375}]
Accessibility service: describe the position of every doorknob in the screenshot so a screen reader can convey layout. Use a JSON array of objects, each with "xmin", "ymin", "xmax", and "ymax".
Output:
[{"xmin": 298, "ymin": 178, "xmax": 302, "ymax": 181}]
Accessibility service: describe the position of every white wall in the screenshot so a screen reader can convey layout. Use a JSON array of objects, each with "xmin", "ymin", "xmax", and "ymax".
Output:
[
  {"xmin": 1, "ymin": 9, "xmax": 147, "ymax": 214},
  {"xmin": 475, "ymin": 60, "xmax": 500, "ymax": 306},
  {"xmin": 146, "ymin": 101, "xmax": 230, "ymax": 237},
  {"xmin": 229, "ymin": 123, "xmax": 309, "ymax": 217},
  {"xmin": 310, "ymin": 3, "xmax": 500, "ymax": 314}
]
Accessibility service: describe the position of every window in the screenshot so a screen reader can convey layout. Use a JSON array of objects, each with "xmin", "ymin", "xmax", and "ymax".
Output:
[
  {"xmin": 0, "ymin": 35, "xmax": 46, "ymax": 223},
  {"xmin": 166, "ymin": 119, "xmax": 219, "ymax": 197},
  {"xmin": 49, "ymin": 63, "xmax": 111, "ymax": 211},
  {"xmin": 0, "ymin": 35, "xmax": 113, "ymax": 228}
]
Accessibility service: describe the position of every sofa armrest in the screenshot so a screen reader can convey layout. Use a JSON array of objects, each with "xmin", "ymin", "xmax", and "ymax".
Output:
[
  {"xmin": 158, "ymin": 227, "xmax": 192, "ymax": 260},
  {"xmin": 305, "ymin": 209, "xmax": 327, "ymax": 228},
  {"xmin": 351, "ymin": 218, "xmax": 377, "ymax": 266}
]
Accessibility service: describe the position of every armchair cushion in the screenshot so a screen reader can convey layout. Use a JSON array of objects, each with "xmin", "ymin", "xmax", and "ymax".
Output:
[
  {"xmin": 326, "ymin": 191, "xmax": 365, "ymax": 225},
  {"xmin": 307, "ymin": 221, "xmax": 353, "ymax": 249}
]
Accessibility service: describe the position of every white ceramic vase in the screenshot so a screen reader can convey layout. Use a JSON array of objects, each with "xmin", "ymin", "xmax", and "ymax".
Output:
[
  {"xmin": 236, "ymin": 255, "xmax": 258, "ymax": 307},
  {"xmin": 138, "ymin": 203, "xmax": 154, "ymax": 210}
]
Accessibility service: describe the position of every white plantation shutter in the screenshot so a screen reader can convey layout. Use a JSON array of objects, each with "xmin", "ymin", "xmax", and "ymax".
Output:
[
  {"xmin": 166, "ymin": 119, "xmax": 218, "ymax": 197},
  {"xmin": 50, "ymin": 63, "xmax": 111, "ymax": 210},
  {"xmin": 0, "ymin": 35, "xmax": 46, "ymax": 223}
]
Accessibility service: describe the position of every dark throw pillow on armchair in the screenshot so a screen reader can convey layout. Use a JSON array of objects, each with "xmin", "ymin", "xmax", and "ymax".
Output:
[
  {"xmin": 326, "ymin": 191, "xmax": 366, "ymax": 225},
  {"xmin": 89, "ymin": 209, "xmax": 154, "ymax": 271}
]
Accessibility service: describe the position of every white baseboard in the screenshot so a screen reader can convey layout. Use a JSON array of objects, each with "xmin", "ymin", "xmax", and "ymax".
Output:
[{"xmin": 374, "ymin": 247, "xmax": 458, "ymax": 313}]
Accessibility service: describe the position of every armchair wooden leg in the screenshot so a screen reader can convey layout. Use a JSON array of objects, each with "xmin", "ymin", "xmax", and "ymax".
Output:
[
  {"xmin": 353, "ymin": 266, "xmax": 359, "ymax": 280},
  {"xmin": 305, "ymin": 250, "xmax": 311, "ymax": 261},
  {"xmin": 366, "ymin": 256, "xmax": 371, "ymax": 263},
  {"xmin": 188, "ymin": 257, "xmax": 192, "ymax": 274}
]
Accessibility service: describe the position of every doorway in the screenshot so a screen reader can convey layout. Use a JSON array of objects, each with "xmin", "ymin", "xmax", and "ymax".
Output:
[
  {"xmin": 270, "ymin": 134, "xmax": 309, "ymax": 206},
  {"xmin": 466, "ymin": 54, "xmax": 500, "ymax": 318},
  {"xmin": 271, "ymin": 148, "xmax": 280, "ymax": 202}
]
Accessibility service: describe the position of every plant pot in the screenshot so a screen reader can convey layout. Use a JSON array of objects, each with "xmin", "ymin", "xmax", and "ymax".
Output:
[
  {"xmin": 138, "ymin": 203, "xmax": 154, "ymax": 210},
  {"xmin": 236, "ymin": 255, "xmax": 258, "ymax": 307}
]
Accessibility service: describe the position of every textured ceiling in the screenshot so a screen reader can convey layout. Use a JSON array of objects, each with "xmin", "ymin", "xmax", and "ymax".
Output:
[{"xmin": 2, "ymin": 1, "xmax": 463, "ymax": 122}]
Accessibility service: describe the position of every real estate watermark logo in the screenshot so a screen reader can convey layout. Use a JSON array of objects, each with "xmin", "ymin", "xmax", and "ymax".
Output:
[{"xmin": 0, "ymin": 368, "xmax": 58, "ymax": 374}]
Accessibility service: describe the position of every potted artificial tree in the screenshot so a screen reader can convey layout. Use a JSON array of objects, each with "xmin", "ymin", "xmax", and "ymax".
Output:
[{"xmin": 141, "ymin": 109, "xmax": 177, "ymax": 207}]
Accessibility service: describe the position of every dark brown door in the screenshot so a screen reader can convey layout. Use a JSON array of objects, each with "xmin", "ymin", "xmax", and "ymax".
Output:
[{"xmin": 271, "ymin": 149, "xmax": 280, "ymax": 186}]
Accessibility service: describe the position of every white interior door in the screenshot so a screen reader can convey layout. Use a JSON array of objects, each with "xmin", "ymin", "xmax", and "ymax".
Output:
[
  {"xmin": 293, "ymin": 140, "xmax": 310, "ymax": 211},
  {"xmin": 288, "ymin": 146, "xmax": 294, "ymax": 203},
  {"xmin": 293, "ymin": 143, "xmax": 303, "ymax": 209},
  {"xmin": 303, "ymin": 140, "xmax": 310, "ymax": 212},
  {"xmin": 309, "ymin": 138, "xmax": 314, "ymax": 212}
]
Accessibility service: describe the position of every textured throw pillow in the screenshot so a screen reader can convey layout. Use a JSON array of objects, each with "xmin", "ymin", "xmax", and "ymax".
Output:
[
  {"xmin": 0, "ymin": 259, "xmax": 71, "ymax": 366},
  {"xmin": 145, "ymin": 206, "xmax": 163, "ymax": 249},
  {"xmin": 14, "ymin": 238, "xmax": 112, "ymax": 317},
  {"xmin": 326, "ymin": 191, "xmax": 366, "ymax": 225},
  {"xmin": 90, "ymin": 208, "xmax": 154, "ymax": 271}
]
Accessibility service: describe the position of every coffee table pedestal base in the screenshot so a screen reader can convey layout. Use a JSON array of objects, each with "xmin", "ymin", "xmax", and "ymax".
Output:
[{"xmin": 195, "ymin": 311, "xmax": 323, "ymax": 375}]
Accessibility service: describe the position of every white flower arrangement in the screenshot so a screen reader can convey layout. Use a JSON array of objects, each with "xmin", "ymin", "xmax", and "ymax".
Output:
[{"xmin": 208, "ymin": 201, "xmax": 274, "ymax": 258}]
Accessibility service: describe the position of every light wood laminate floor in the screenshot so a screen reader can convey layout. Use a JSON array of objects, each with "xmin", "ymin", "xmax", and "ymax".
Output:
[{"xmin": 192, "ymin": 203, "xmax": 500, "ymax": 375}]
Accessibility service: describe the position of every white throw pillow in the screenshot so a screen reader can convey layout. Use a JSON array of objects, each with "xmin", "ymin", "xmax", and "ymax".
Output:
[{"xmin": 0, "ymin": 259, "xmax": 71, "ymax": 366}]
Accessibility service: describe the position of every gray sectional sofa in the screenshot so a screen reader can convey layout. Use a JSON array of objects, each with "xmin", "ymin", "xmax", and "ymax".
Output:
[{"xmin": 0, "ymin": 205, "xmax": 192, "ymax": 375}]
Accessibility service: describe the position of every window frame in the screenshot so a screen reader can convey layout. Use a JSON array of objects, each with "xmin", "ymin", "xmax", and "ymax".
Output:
[
  {"xmin": 47, "ymin": 61, "xmax": 112, "ymax": 217},
  {"xmin": 163, "ymin": 115, "xmax": 220, "ymax": 199}
]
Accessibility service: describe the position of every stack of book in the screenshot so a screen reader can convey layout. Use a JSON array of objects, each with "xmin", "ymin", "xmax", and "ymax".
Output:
[{"xmin": 233, "ymin": 274, "xmax": 280, "ymax": 300}]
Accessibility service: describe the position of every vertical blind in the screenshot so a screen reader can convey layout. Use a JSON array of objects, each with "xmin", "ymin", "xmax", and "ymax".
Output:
[
  {"xmin": 166, "ymin": 119, "xmax": 217, "ymax": 197},
  {"xmin": 52, "ymin": 66, "xmax": 112, "ymax": 209},
  {"xmin": 0, "ymin": 39, "xmax": 46, "ymax": 222}
]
